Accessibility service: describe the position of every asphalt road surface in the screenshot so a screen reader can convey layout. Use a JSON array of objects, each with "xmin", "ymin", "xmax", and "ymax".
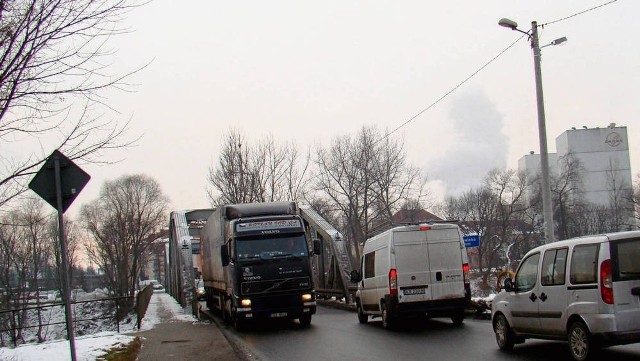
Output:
[{"xmin": 216, "ymin": 305, "xmax": 640, "ymax": 361}]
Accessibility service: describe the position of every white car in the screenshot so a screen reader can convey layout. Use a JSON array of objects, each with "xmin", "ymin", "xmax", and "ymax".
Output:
[{"xmin": 492, "ymin": 231, "xmax": 640, "ymax": 361}]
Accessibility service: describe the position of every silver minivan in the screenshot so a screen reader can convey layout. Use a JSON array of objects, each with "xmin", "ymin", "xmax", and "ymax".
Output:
[
  {"xmin": 350, "ymin": 223, "xmax": 471, "ymax": 329},
  {"xmin": 492, "ymin": 231, "xmax": 640, "ymax": 360}
]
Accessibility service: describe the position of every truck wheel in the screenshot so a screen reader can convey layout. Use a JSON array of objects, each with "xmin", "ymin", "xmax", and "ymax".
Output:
[
  {"xmin": 381, "ymin": 304, "xmax": 394, "ymax": 330},
  {"xmin": 232, "ymin": 306, "xmax": 244, "ymax": 332},
  {"xmin": 356, "ymin": 300, "xmax": 368, "ymax": 324},
  {"xmin": 493, "ymin": 314, "xmax": 514, "ymax": 351},
  {"xmin": 298, "ymin": 314, "xmax": 312, "ymax": 327},
  {"xmin": 222, "ymin": 299, "xmax": 231, "ymax": 325},
  {"xmin": 568, "ymin": 321, "xmax": 594, "ymax": 361}
]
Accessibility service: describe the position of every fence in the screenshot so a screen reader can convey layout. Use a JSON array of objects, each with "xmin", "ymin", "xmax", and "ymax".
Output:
[{"xmin": 0, "ymin": 295, "xmax": 134, "ymax": 347}]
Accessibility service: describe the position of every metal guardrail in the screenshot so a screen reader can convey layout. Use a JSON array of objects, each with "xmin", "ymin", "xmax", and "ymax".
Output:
[
  {"xmin": 316, "ymin": 286, "xmax": 358, "ymax": 301},
  {"xmin": 0, "ymin": 295, "xmax": 134, "ymax": 347}
]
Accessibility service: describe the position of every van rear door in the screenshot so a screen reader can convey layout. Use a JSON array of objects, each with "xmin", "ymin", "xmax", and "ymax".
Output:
[
  {"xmin": 610, "ymin": 237, "xmax": 640, "ymax": 332},
  {"xmin": 393, "ymin": 229, "xmax": 432, "ymax": 303},
  {"xmin": 425, "ymin": 226, "xmax": 466, "ymax": 301}
]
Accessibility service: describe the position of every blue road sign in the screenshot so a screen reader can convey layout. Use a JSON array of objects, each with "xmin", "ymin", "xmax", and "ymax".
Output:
[{"xmin": 463, "ymin": 235, "xmax": 480, "ymax": 248}]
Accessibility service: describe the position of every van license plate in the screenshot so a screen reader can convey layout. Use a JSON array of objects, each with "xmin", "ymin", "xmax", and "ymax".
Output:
[
  {"xmin": 270, "ymin": 312, "xmax": 287, "ymax": 318},
  {"xmin": 403, "ymin": 288, "xmax": 425, "ymax": 295}
]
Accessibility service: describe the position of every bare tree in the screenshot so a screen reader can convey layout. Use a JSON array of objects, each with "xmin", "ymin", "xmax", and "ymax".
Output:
[
  {"xmin": 604, "ymin": 159, "xmax": 634, "ymax": 231},
  {"xmin": 629, "ymin": 174, "xmax": 640, "ymax": 229},
  {"xmin": 0, "ymin": 205, "xmax": 42, "ymax": 344},
  {"xmin": 437, "ymin": 168, "xmax": 533, "ymax": 293},
  {"xmin": 207, "ymin": 129, "xmax": 310, "ymax": 205},
  {"xmin": 0, "ymin": 0, "xmax": 145, "ymax": 207},
  {"xmin": 81, "ymin": 174, "xmax": 168, "ymax": 315},
  {"xmin": 313, "ymin": 126, "xmax": 427, "ymax": 264},
  {"xmin": 552, "ymin": 152, "xmax": 585, "ymax": 239}
]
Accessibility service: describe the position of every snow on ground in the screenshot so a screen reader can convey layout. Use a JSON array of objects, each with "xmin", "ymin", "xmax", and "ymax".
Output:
[{"xmin": 0, "ymin": 291, "xmax": 195, "ymax": 361}]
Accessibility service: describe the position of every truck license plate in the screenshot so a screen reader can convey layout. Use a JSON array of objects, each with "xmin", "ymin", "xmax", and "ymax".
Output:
[
  {"xmin": 270, "ymin": 312, "xmax": 288, "ymax": 318},
  {"xmin": 403, "ymin": 288, "xmax": 425, "ymax": 295}
]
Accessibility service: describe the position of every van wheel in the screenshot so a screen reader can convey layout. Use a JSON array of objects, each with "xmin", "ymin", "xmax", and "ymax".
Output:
[
  {"xmin": 451, "ymin": 310, "xmax": 464, "ymax": 325},
  {"xmin": 381, "ymin": 304, "xmax": 394, "ymax": 329},
  {"xmin": 356, "ymin": 300, "xmax": 368, "ymax": 324},
  {"xmin": 568, "ymin": 321, "xmax": 594, "ymax": 361},
  {"xmin": 493, "ymin": 314, "xmax": 514, "ymax": 351}
]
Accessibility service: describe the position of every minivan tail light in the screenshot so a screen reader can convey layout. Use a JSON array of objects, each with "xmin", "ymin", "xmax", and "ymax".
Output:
[
  {"xmin": 600, "ymin": 259, "xmax": 614, "ymax": 304},
  {"xmin": 389, "ymin": 269, "xmax": 398, "ymax": 296}
]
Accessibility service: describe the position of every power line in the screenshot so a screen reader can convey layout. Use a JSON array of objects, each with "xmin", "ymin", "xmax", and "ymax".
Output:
[
  {"xmin": 542, "ymin": 0, "xmax": 618, "ymax": 27},
  {"xmin": 377, "ymin": 33, "xmax": 526, "ymax": 145}
]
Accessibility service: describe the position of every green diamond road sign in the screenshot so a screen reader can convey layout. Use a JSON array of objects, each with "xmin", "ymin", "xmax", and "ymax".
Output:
[{"xmin": 29, "ymin": 150, "xmax": 90, "ymax": 213}]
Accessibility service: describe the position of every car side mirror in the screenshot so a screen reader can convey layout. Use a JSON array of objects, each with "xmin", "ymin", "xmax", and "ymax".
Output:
[
  {"xmin": 220, "ymin": 245, "xmax": 229, "ymax": 266},
  {"xmin": 313, "ymin": 239, "xmax": 322, "ymax": 255},
  {"xmin": 504, "ymin": 277, "xmax": 514, "ymax": 292},
  {"xmin": 350, "ymin": 270, "xmax": 362, "ymax": 283}
]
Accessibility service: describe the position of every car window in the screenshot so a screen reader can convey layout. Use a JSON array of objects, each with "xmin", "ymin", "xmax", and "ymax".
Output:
[
  {"xmin": 541, "ymin": 248, "xmax": 568, "ymax": 286},
  {"xmin": 364, "ymin": 252, "xmax": 375, "ymax": 279},
  {"xmin": 570, "ymin": 244, "xmax": 599, "ymax": 284},
  {"xmin": 515, "ymin": 253, "xmax": 540, "ymax": 292},
  {"xmin": 612, "ymin": 238, "xmax": 640, "ymax": 281}
]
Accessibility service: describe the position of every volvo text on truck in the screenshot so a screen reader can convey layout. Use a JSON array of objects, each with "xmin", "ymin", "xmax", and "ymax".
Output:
[{"xmin": 200, "ymin": 201, "xmax": 320, "ymax": 330}]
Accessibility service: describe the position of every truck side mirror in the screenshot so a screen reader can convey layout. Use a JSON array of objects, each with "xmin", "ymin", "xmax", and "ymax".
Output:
[
  {"xmin": 504, "ymin": 277, "xmax": 514, "ymax": 292},
  {"xmin": 313, "ymin": 239, "xmax": 322, "ymax": 255},
  {"xmin": 220, "ymin": 245, "xmax": 229, "ymax": 266},
  {"xmin": 350, "ymin": 270, "xmax": 362, "ymax": 283}
]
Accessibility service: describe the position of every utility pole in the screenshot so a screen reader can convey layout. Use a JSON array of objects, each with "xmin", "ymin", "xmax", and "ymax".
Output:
[{"xmin": 531, "ymin": 21, "xmax": 555, "ymax": 243}]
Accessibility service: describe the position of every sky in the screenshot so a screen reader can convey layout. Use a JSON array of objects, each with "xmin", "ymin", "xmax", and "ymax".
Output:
[{"xmin": 25, "ymin": 0, "xmax": 639, "ymax": 216}]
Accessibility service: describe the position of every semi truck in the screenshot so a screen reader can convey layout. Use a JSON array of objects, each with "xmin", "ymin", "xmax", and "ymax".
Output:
[{"xmin": 200, "ymin": 201, "xmax": 320, "ymax": 330}]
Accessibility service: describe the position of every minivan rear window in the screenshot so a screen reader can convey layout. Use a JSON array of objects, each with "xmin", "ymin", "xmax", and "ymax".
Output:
[{"xmin": 611, "ymin": 238, "xmax": 640, "ymax": 282}]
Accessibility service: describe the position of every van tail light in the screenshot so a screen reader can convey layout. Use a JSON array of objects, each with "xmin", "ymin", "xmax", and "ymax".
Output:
[
  {"xmin": 462, "ymin": 263, "xmax": 471, "ymax": 300},
  {"xmin": 389, "ymin": 269, "xmax": 398, "ymax": 296},
  {"xmin": 600, "ymin": 259, "xmax": 614, "ymax": 304},
  {"xmin": 462, "ymin": 263, "xmax": 470, "ymax": 282}
]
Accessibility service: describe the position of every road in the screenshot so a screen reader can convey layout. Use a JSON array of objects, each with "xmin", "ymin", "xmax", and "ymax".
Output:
[{"xmin": 214, "ymin": 305, "xmax": 640, "ymax": 361}]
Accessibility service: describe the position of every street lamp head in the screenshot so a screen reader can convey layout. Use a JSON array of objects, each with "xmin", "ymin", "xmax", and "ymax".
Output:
[
  {"xmin": 551, "ymin": 36, "xmax": 567, "ymax": 46},
  {"xmin": 498, "ymin": 18, "xmax": 518, "ymax": 30}
]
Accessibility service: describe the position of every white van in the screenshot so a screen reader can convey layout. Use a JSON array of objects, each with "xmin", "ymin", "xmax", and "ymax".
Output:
[
  {"xmin": 350, "ymin": 223, "xmax": 471, "ymax": 329},
  {"xmin": 492, "ymin": 231, "xmax": 640, "ymax": 361}
]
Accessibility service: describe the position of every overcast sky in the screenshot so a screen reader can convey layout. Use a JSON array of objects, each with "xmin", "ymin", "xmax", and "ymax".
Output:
[{"xmin": 41, "ymin": 0, "xmax": 639, "ymax": 215}]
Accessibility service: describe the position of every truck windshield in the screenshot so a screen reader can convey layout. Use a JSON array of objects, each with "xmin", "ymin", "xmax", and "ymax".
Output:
[{"xmin": 236, "ymin": 234, "xmax": 308, "ymax": 261}]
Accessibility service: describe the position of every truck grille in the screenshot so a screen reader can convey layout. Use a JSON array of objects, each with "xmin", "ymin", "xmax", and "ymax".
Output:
[{"xmin": 242, "ymin": 277, "xmax": 311, "ymax": 295}]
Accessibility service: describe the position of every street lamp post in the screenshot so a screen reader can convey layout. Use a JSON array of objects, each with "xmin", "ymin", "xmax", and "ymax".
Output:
[{"xmin": 499, "ymin": 18, "xmax": 565, "ymax": 243}]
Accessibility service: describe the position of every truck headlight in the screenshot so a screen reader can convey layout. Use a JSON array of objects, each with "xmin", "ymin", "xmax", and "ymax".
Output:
[
  {"xmin": 240, "ymin": 298, "xmax": 252, "ymax": 307},
  {"xmin": 301, "ymin": 293, "xmax": 313, "ymax": 302}
]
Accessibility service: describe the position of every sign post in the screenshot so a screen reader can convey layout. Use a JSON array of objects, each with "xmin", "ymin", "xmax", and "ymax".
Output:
[{"xmin": 29, "ymin": 150, "xmax": 90, "ymax": 361}]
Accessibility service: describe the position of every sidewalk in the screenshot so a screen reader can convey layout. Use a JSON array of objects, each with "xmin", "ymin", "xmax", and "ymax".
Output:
[{"xmin": 133, "ymin": 293, "xmax": 239, "ymax": 361}]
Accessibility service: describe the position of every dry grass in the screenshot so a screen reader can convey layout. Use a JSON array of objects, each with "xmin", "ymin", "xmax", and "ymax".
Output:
[{"xmin": 96, "ymin": 336, "xmax": 143, "ymax": 361}]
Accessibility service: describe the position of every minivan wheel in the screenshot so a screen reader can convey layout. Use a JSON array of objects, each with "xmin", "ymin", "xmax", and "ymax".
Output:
[
  {"xmin": 568, "ymin": 321, "xmax": 593, "ymax": 361},
  {"xmin": 494, "ymin": 314, "xmax": 514, "ymax": 351},
  {"xmin": 357, "ymin": 300, "xmax": 368, "ymax": 324},
  {"xmin": 381, "ymin": 304, "xmax": 394, "ymax": 329}
]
